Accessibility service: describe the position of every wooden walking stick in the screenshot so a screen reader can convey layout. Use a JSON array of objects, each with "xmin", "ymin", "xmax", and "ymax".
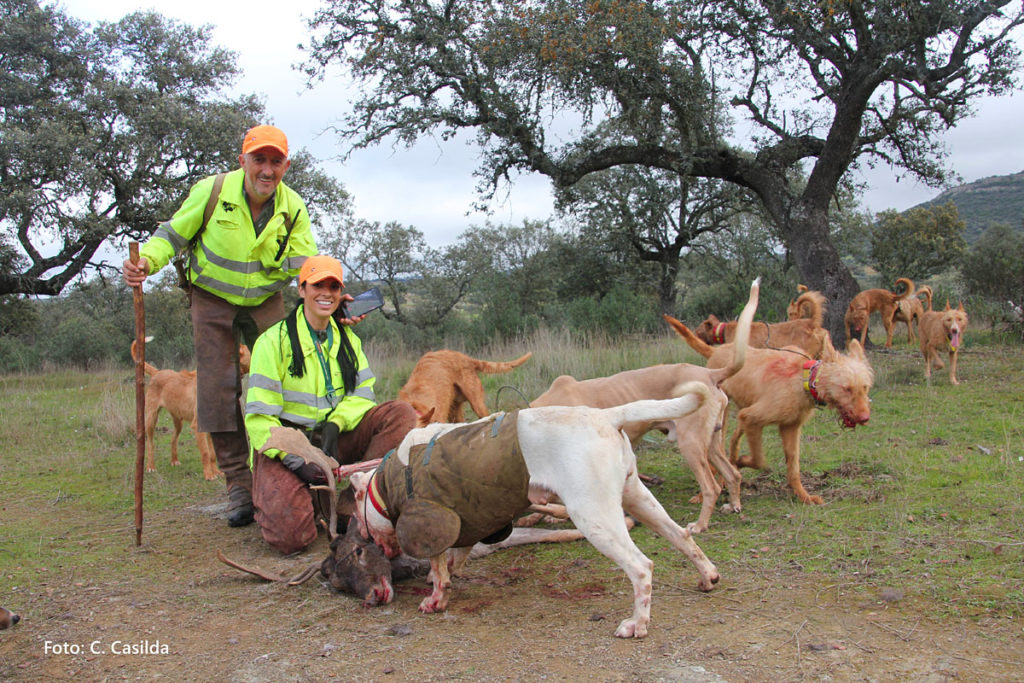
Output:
[{"xmin": 129, "ymin": 242, "xmax": 146, "ymax": 546}]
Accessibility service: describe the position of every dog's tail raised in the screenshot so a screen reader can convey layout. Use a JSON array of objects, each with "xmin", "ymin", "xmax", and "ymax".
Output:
[
  {"xmin": 664, "ymin": 278, "xmax": 760, "ymax": 378},
  {"xmin": 894, "ymin": 277, "xmax": 915, "ymax": 297},
  {"xmin": 599, "ymin": 382, "xmax": 710, "ymax": 428},
  {"xmin": 800, "ymin": 289, "xmax": 827, "ymax": 327},
  {"xmin": 129, "ymin": 338, "xmax": 159, "ymax": 377},
  {"xmin": 916, "ymin": 284, "xmax": 933, "ymax": 311},
  {"xmin": 664, "ymin": 315, "xmax": 714, "ymax": 359},
  {"xmin": 473, "ymin": 352, "xmax": 533, "ymax": 374}
]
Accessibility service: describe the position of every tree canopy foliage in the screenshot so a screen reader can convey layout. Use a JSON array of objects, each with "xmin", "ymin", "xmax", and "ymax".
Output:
[
  {"xmin": 871, "ymin": 202, "xmax": 967, "ymax": 283},
  {"xmin": 961, "ymin": 221, "xmax": 1024, "ymax": 306},
  {"xmin": 303, "ymin": 0, "xmax": 1023, "ymax": 339},
  {"xmin": 0, "ymin": 0, "xmax": 349, "ymax": 297}
]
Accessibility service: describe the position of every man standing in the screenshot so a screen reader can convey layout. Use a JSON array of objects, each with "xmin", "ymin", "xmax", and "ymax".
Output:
[{"xmin": 123, "ymin": 125, "xmax": 317, "ymax": 527}]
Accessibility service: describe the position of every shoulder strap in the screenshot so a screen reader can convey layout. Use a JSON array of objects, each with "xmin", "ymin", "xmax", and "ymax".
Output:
[
  {"xmin": 174, "ymin": 172, "xmax": 227, "ymax": 293},
  {"xmin": 197, "ymin": 172, "xmax": 228, "ymax": 245},
  {"xmin": 273, "ymin": 207, "xmax": 301, "ymax": 261}
]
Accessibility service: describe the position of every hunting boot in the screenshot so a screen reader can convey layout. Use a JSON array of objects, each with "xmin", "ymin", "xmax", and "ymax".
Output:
[
  {"xmin": 226, "ymin": 484, "xmax": 254, "ymax": 528},
  {"xmin": 211, "ymin": 431, "xmax": 255, "ymax": 527}
]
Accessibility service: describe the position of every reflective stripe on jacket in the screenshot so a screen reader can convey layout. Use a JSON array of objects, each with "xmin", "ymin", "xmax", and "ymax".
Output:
[
  {"xmin": 140, "ymin": 168, "xmax": 316, "ymax": 306},
  {"xmin": 244, "ymin": 305, "xmax": 376, "ymax": 465}
]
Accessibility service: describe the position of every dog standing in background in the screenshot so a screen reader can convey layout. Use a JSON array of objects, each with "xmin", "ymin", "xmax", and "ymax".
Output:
[
  {"xmin": 890, "ymin": 278, "xmax": 934, "ymax": 345},
  {"xmin": 918, "ymin": 301, "xmax": 969, "ymax": 385},
  {"xmin": 695, "ymin": 288, "xmax": 828, "ymax": 358},
  {"xmin": 787, "ymin": 285, "xmax": 827, "ymax": 322},
  {"xmin": 398, "ymin": 350, "xmax": 532, "ymax": 426},
  {"xmin": 844, "ymin": 282, "xmax": 907, "ymax": 349},
  {"xmin": 131, "ymin": 341, "xmax": 250, "ymax": 480}
]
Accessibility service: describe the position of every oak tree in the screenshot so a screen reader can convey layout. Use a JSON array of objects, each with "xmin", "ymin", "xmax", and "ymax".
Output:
[
  {"xmin": 0, "ymin": 2, "xmax": 348, "ymax": 296},
  {"xmin": 304, "ymin": 0, "xmax": 1023, "ymax": 341}
]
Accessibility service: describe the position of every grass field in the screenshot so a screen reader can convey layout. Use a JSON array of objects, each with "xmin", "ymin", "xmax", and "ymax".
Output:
[{"xmin": 1, "ymin": 324, "xmax": 1022, "ymax": 680}]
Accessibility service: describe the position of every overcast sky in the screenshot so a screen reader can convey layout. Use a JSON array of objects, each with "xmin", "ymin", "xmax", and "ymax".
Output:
[{"xmin": 62, "ymin": 0, "xmax": 1024, "ymax": 248}]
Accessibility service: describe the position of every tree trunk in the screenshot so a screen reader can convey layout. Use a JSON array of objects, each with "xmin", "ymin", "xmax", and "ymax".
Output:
[
  {"xmin": 658, "ymin": 253, "xmax": 680, "ymax": 314},
  {"xmin": 784, "ymin": 207, "xmax": 860, "ymax": 348}
]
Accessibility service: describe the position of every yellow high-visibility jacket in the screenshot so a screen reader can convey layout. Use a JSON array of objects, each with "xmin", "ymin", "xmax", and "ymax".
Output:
[
  {"xmin": 140, "ymin": 168, "xmax": 316, "ymax": 306},
  {"xmin": 244, "ymin": 306, "xmax": 376, "ymax": 465}
]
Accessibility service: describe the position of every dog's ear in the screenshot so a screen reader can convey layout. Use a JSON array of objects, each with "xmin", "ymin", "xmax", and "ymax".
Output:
[
  {"xmin": 846, "ymin": 339, "xmax": 866, "ymax": 361},
  {"xmin": 816, "ymin": 329, "xmax": 838, "ymax": 362},
  {"xmin": 418, "ymin": 406, "xmax": 436, "ymax": 427}
]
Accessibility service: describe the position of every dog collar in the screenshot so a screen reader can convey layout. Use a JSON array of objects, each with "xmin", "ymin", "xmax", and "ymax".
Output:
[
  {"xmin": 713, "ymin": 322, "xmax": 726, "ymax": 344},
  {"xmin": 802, "ymin": 359, "xmax": 826, "ymax": 406},
  {"xmin": 366, "ymin": 470, "xmax": 391, "ymax": 522}
]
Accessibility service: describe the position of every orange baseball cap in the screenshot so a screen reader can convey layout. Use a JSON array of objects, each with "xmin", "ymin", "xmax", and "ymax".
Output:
[
  {"xmin": 299, "ymin": 255, "xmax": 344, "ymax": 286},
  {"xmin": 241, "ymin": 124, "xmax": 288, "ymax": 157}
]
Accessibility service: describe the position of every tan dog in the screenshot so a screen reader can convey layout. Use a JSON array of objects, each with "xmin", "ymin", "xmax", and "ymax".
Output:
[
  {"xmin": 397, "ymin": 350, "xmax": 532, "ymax": 426},
  {"xmin": 787, "ymin": 285, "xmax": 827, "ymax": 321},
  {"xmin": 891, "ymin": 278, "xmax": 936, "ymax": 345},
  {"xmin": 130, "ymin": 341, "xmax": 251, "ymax": 480},
  {"xmin": 666, "ymin": 317, "xmax": 873, "ymax": 505},
  {"xmin": 918, "ymin": 301, "xmax": 969, "ymax": 385},
  {"xmin": 530, "ymin": 279, "xmax": 761, "ymax": 533},
  {"xmin": 843, "ymin": 282, "xmax": 907, "ymax": 348},
  {"xmin": 696, "ymin": 294, "xmax": 828, "ymax": 358}
]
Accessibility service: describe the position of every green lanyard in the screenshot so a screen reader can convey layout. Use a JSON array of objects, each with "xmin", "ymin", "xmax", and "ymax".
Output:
[{"xmin": 305, "ymin": 319, "xmax": 338, "ymax": 407}]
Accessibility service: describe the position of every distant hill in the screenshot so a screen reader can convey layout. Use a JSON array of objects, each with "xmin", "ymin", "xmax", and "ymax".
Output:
[{"xmin": 914, "ymin": 171, "xmax": 1024, "ymax": 243}]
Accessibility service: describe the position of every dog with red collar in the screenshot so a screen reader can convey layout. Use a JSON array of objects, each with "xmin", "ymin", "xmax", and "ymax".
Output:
[
  {"xmin": 695, "ymin": 299, "xmax": 829, "ymax": 359},
  {"xmin": 349, "ymin": 387, "xmax": 721, "ymax": 639}
]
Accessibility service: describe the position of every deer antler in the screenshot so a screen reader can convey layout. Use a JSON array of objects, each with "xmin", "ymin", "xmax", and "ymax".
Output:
[
  {"xmin": 216, "ymin": 549, "xmax": 321, "ymax": 585},
  {"xmin": 260, "ymin": 426, "xmax": 341, "ymax": 540}
]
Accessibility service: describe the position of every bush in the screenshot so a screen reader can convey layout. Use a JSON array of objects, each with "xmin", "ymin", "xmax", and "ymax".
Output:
[
  {"xmin": 47, "ymin": 313, "xmax": 124, "ymax": 369},
  {"xmin": 562, "ymin": 285, "xmax": 660, "ymax": 336},
  {"xmin": 0, "ymin": 334, "xmax": 43, "ymax": 373}
]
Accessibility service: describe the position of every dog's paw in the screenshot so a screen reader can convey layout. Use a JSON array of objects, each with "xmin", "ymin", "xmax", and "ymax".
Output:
[
  {"xmin": 615, "ymin": 617, "xmax": 649, "ymax": 639},
  {"xmin": 720, "ymin": 503, "xmax": 741, "ymax": 514},
  {"xmin": 685, "ymin": 521, "xmax": 706, "ymax": 535},
  {"xmin": 696, "ymin": 572, "xmax": 720, "ymax": 592},
  {"xmin": 418, "ymin": 594, "xmax": 448, "ymax": 614}
]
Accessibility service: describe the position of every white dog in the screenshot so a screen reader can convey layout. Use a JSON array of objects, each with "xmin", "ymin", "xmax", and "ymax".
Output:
[{"xmin": 349, "ymin": 385, "xmax": 720, "ymax": 639}]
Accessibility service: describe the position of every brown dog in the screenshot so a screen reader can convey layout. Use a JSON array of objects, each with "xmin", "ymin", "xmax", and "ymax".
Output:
[
  {"xmin": 918, "ymin": 301, "xmax": 969, "ymax": 385},
  {"xmin": 890, "ymin": 278, "xmax": 937, "ymax": 345},
  {"xmin": 697, "ymin": 291, "xmax": 827, "ymax": 358},
  {"xmin": 398, "ymin": 350, "xmax": 532, "ymax": 426},
  {"xmin": 530, "ymin": 279, "xmax": 761, "ymax": 533},
  {"xmin": 0, "ymin": 606, "xmax": 19, "ymax": 629},
  {"xmin": 666, "ymin": 317, "xmax": 873, "ymax": 505},
  {"xmin": 130, "ymin": 341, "xmax": 251, "ymax": 480},
  {"xmin": 843, "ymin": 281, "xmax": 909, "ymax": 348},
  {"xmin": 787, "ymin": 285, "xmax": 827, "ymax": 321}
]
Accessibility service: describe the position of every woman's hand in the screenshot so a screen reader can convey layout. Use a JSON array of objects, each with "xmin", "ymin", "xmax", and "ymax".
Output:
[{"xmin": 337, "ymin": 293, "xmax": 368, "ymax": 326}]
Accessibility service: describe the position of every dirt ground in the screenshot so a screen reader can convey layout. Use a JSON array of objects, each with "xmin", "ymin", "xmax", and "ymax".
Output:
[{"xmin": 2, "ymin": 492, "xmax": 1021, "ymax": 683}]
